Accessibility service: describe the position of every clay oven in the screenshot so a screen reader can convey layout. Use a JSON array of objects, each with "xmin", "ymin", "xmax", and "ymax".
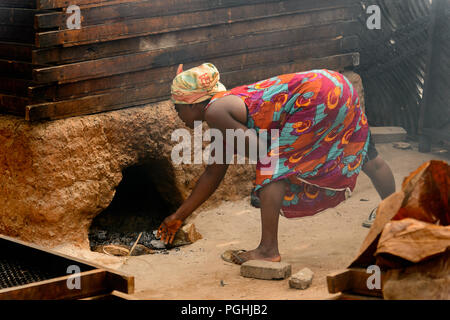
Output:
[{"xmin": 0, "ymin": 101, "xmax": 255, "ymax": 249}]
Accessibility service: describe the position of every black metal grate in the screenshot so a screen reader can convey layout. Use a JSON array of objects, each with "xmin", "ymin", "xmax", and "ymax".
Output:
[
  {"xmin": 0, "ymin": 237, "xmax": 95, "ymax": 291},
  {"xmin": 0, "ymin": 256, "xmax": 58, "ymax": 289}
]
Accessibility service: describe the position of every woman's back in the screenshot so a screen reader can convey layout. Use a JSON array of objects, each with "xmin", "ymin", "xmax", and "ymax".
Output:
[{"xmin": 208, "ymin": 69, "xmax": 370, "ymax": 218}]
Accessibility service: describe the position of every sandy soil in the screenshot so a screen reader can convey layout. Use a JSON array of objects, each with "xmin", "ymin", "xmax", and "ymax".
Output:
[{"xmin": 60, "ymin": 142, "xmax": 449, "ymax": 300}]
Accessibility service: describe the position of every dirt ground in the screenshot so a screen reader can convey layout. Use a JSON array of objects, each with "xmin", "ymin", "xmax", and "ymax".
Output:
[{"xmin": 59, "ymin": 142, "xmax": 449, "ymax": 300}]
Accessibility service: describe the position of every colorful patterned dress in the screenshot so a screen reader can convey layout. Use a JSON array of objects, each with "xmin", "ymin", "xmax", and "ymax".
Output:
[{"xmin": 206, "ymin": 69, "xmax": 370, "ymax": 219}]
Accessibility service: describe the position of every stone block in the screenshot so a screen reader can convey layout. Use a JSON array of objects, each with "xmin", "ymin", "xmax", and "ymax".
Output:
[
  {"xmin": 289, "ymin": 268, "xmax": 314, "ymax": 290},
  {"xmin": 240, "ymin": 260, "xmax": 291, "ymax": 280},
  {"xmin": 370, "ymin": 126, "xmax": 407, "ymax": 144}
]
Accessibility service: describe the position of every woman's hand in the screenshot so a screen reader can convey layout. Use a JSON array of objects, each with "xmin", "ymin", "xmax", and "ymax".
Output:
[{"xmin": 157, "ymin": 214, "xmax": 183, "ymax": 245}]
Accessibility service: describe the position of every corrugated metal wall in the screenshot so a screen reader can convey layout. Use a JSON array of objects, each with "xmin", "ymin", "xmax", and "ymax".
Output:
[
  {"xmin": 354, "ymin": 0, "xmax": 449, "ymax": 141},
  {"xmin": 354, "ymin": 0, "xmax": 432, "ymax": 134},
  {"xmin": 418, "ymin": 0, "xmax": 450, "ymax": 148}
]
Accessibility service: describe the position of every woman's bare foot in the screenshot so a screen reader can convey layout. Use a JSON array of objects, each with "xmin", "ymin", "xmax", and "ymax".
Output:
[{"xmin": 231, "ymin": 247, "xmax": 281, "ymax": 265}]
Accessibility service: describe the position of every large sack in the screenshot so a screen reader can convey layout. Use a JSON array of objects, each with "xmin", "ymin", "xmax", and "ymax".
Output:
[
  {"xmin": 350, "ymin": 160, "xmax": 449, "ymax": 268},
  {"xmin": 375, "ymin": 218, "xmax": 450, "ymax": 268},
  {"xmin": 382, "ymin": 250, "xmax": 450, "ymax": 300}
]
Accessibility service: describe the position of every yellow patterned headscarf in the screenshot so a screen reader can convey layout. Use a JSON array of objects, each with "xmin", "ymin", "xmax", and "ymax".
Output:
[{"xmin": 171, "ymin": 63, "xmax": 226, "ymax": 104}]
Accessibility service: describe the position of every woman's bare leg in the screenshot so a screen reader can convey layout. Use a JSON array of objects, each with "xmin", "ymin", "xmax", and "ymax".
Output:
[
  {"xmin": 361, "ymin": 156, "xmax": 396, "ymax": 228},
  {"xmin": 233, "ymin": 179, "xmax": 286, "ymax": 264},
  {"xmin": 362, "ymin": 156, "xmax": 396, "ymax": 200}
]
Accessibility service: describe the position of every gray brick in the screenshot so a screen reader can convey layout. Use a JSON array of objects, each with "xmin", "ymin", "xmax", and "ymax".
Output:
[
  {"xmin": 370, "ymin": 126, "xmax": 407, "ymax": 143},
  {"xmin": 240, "ymin": 260, "xmax": 291, "ymax": 280},
  {"xmin": 289, "ymin": 268, "xmax": 314, "ymax": 290}
]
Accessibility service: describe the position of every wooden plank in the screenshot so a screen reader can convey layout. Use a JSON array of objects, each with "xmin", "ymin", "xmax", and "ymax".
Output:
[
  {"xmin": 33, "ymin": 21, "xmax": 358, "ymax": 83},
  {"xmin": 0, "ymin": 269, "xmax": 110, "ymax": 300},
  {"xmin": 0, "ymin": 0, "xmax": 36, "ymax": 9},
  {"xmin": 36, "ymin": 0, "xmax": 356, "ymax": 29},
  {"xmin": 37, "ymin": 0, "xmax": 139, "ymax": 10},
  {"xmin": 336, "ymin": 293, "xmax": 383, "ymax": 301},
  {"xmin": 0, "ymin": 42, "xmax": 33, "ymax": 61},
  {"xmin": 29, "ymin": 36, "xmax": 358, "ymax": 100},
  {"xmin": 79, "ymin": 292, "xmax": 114, "ymax": 300},
  {"xmin": 326, "ymin": 268, "xmax": 384, "ymax": 298},
  {"xmin": 26, "ymin": 81, "xmax": 169, "ymax": 121},
  {"xmin": 35, "ymin": 0, "xmax": 357, "ymax": 47},
  {"xmin": 0, "ymin": 93, "xmax": 28, "ymax": 116},
  {"xmin": 0, "ymin": 59, "xmax": 36, "ymax": 79},
  {"xmin": 348, "ymin": 269, "xmax": 384, "ymax": 298},
  {"xmin": 327, "ymin": 270, "xmax": 352, "ymax": 294},
  {"xmin": 25, "ymin": 53, "xmax": 358, "ymax": 120},
  {"xmin": 29, "ymin": 65, "xmax": 178, "ymax": 101},
  {"xmin": 35, "ymin": 0, "xmax": 284, "ymax": 28},
  {"xmin": 36, "ymin": 0, "xmax": 355, "ymax": 11},
  {"xmin": 0, "ymin": 8, "xmax": 36, "ymax": 26},
  {"xmin": 0, "ymin": 25, "xmax": 35, "ymax": 44},
  {"xmin": 32, "ymin": 5, "xmax": 359, "ymax": 65},
  {"xmin": 109, "ymin": 290, "xmax": 137, "ymax": 300},
  {"xmin": 79, "ymin": 290, "xmax": 137, "ymax": 300},
  {"xmin": 0, "ymin": 235, "xmax": 135, "ymax": 284},
  {"xmin": 0, "ymin": 77, "xmax": 35, "ymax": 96},
  {"xmin": 105, "ymin": 271, "xmax": 134, "ymax": 294}
]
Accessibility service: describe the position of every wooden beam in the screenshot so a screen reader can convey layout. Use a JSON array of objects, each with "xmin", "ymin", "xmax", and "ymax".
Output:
[
  {"xmin": 29, "ymin": 36, "xmax": 358, "ymax": 101},
  {"xmin": 35, "ymin": 0, "xmax": 285, "ymax": 29},
  {"xmin": 0, "ymin": 269, "xmax": 110, "ymax": 300},
  {"xmin": 109, "ymin": 290, "xmax": 137, "ymax": 300},
  {"xmin": 0, "ymin": 8, "xmax": 36, "ymax": 27},
  {"xmin": 33, "ymin": 21, "xmax": 358, "ymax": 83},
  {"xmin": 0, "ymin": 234, "xmax": 133, "ymax": 282},
  {"xmin": 26, "ymin": 81, "xmax": 169, "ymax": 121},
  {"xmin": 32, "ymin": 5, "xmax": 358, "ymax": 65},
  {"xmin": 327, "ymin": 270, "xmax": 352, "ymax": 294},
  {"xmin": 0, "ymin": 234, "xmax": 135, "ymax": 293},
  {"xmin": 0, "ymin": 93, "xmax": 28, "ymax": 116},
  {"xmin": 35, "ymin": 0, "xmax": 357, "ymax": 47},
  {"xmin": 25, "ymin": 53, "xmax": 358, "ymax": 120},
  {"xmin": 79, "ymin": 290, "xmax": 137, "ymax": 300},
  {"xmin": 0, "ymin": 59, "xmax": 38, "ymax": 79},
  {"xmin": 0, "ymin": 0, "xmax": 36, "ymax": 9},
  {"xmin": 327, "ymin": 268, "xmax": 385, "ymax": 298},
  {"xmin": 0, "ymin": 25, "xmax": 35, "ymax": 44},
  {"xmin": 0, "ymin": 42, "xmax": 33, "ymax": 61},
  {"xmin": 105, "ymin": 271, "xmax": 134, "ymax": 294},
  {"xmin": 0, "ymin": 77, "xmax": 35, "ymax": 96},
  {"xmin": 37, "ymin": 0, "xmax": 141, "ymax": 10},
  {"xmin": 335, "ymin": 293, "xmax": 383, "ymax": 301}
]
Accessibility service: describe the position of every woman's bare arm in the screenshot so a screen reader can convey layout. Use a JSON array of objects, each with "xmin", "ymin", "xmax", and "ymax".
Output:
[
  {"xmin": 204, "ymin": 97, "xmax": 262, "ymax": 160},
  {"xmin": 169, "ymin": 163, "xmax": 229, "ymax": 221}
]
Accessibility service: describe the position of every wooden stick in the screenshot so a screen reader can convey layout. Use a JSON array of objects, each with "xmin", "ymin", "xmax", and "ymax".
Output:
[{"xmin": 128, "ymin": 232, "xmax": 142, "ymax": 257}]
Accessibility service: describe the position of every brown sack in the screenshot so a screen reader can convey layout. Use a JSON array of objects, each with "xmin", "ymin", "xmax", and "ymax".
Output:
[
  {"xmin": 349, "ymin": 191, "xmax": 405, "ymax": 268},
  {"xmin": 393, "ymin": 161, "xmax": 449, "ymax": 225},
  {"xmin": 382, "ymin": 250, "xmax": 450, "ymax": 300},
  {"xmin": 375, "ymin": 218, "xmax": 450, "ymax": 265},
  {"xmin": 350, "ymin": 160, "xmax": 450, "ymax": 268}
]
